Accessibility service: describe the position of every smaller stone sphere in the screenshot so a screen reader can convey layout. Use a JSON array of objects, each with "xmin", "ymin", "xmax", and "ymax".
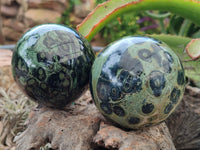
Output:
[
  {"xmin": 12, "ymin": 24, "xmax": 95, "ymax": 108},
  {"xmin": 90, "ymin": 36, "xmax": 185, "ymax": 129}
]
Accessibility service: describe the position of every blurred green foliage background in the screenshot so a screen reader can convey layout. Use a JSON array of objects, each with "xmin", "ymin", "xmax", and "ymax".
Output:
[{"xmin": 59, "ymin": 0, "xmax": 200, "ymax": 44}]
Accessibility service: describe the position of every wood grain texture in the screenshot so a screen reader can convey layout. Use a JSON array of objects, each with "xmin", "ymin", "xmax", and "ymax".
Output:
[
  {"xmin": 94, "ymin": 121, "xmax": 175, "ymax": 150},
  {"xmin": 14, "ymin": 90, "xmax": 175, "ymax": 150},
  {"xmin": 166, "ymin": 86, "xmax": 200, "ymax": 150}
]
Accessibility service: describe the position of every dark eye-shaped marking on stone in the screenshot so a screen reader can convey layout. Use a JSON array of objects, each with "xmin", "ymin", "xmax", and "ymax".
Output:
[
  {"xmin": 149, "ymin": 71, "xmax": 166, "ymax": 97},
  {"xmin": 142, "ymin": 103, "xmax": 154, "ymax": 114},
  {"xmin": 59, "ymin": 72, "xmax": 65, "ymax": 80},
  {"xmin": 113, "ymin": 106, "xmax": 125, "ymax": 116},
  {"xmin": 27, "ymin": 78, "xmax": 37, "ymax": 86},
  {"xmin": 122, "ymin": 82, "xmax": 132, "ymax": 93},
  {"xmin": 131, "ymin": 76, "xmax": 142, "ymax": 93},
  {"xmin": 57, "ymin": 71, "xmax": 70, "ymax": 88},
  {"xmin": 63, "ymin": 79, "xmax": 70, "ymax": 90},
  {"xmin": 26, "ymin": 78, "xmax": 40, "ymax": 99},
  {"xmin": 118, "ymin": 70, "xmax": 129, "ymax": 82},
  {"xmin": 119, "ymin": 71, "xmax": 134, "ymax": 93},
  {"xmin": 110, "ymin": 86, "xmax": 122, "ymax": 101},
  {"xmin": 164, "ymin": 102, "xmax": 173, "ymax": 114},
  {"xmin": 97, "ymin": 78, "xmax": 111, "ymax": 103},
  {"xmin": 138, "ymin": 49, "xmax": 152, "ymax": 62},
  {"xmin": 118, "ymin": 70, "xmax": 142, "ymax": 94},
  {"xmin": 170, "ymin": 87, "xmax": 181, "ymax": 104},
  {"xmin": 177, "ymin": 70, "xmax": 185, "ymax": 85},
  {"xmin": 47, "ymin": 73, "xmax": 63, "ymax": 88},
  {"xmin": 164, "ymin": 51, "xmax": 174, "ymax": 63},
  {"xmin": 37, "ymin": 67, "xmax": 46, "ymax": 81},
  {"xmin": 100, "ymin": 102, "xmax": 112, "ymax": 115},
  {"xmin": 128, "ymin": 117, "xmax": 140, "ymax": 124},
  {"xmin": 40, "ymin": 83, "xmax": 47, "ymax": 90},
  {"xmin": 162, "ymin": 60, "xmax": 172, "ymax": 73},
  {"xmin": 37, "ymin": 52, "xmax": 47, "ymax": 62}
]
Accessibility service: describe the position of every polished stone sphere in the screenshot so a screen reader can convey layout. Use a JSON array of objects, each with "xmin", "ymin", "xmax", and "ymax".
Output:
[
  {"xmin": 90, "ymin": 36, "xmax": 185, "ymax": 129},
  {"xmin": 12, "ymin": 24, "xmax": 95, "ymax": 108}
]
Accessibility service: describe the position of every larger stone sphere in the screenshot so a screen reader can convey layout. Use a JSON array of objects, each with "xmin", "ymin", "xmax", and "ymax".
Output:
[
  {"xmin": 90, "ymin": 36, "xmax": 185, "ymax": 129},
  {"xmin": 12, "ymin": 24, "xmax": 95, "ymax": 108}
]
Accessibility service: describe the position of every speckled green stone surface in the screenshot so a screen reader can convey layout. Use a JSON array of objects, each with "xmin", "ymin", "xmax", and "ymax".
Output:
[
  {"xmin": 90, "ymin": 36, "xmax": 185, "ymax": 129},
  {"xmin": 12, "ymin": 24, "xmax": 95, "ymax": 108}
]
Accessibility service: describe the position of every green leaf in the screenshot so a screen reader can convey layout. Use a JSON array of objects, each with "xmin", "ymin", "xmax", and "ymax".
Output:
[
  {"xmin": 150, "ymin": 34, "xmax": 200, "ymax": 83},
  {"xmin": 192, "ymin": 30, "xmax": 200, "ymax": 38},
  {"xmin": 77, "ymin": 0, "xmax": 200, "ymax": 41}
]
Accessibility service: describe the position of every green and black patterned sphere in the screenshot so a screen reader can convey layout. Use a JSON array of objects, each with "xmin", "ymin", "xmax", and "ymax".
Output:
[
  {"xmin": 90, "ymin": 36, "xmax": 185, "ymax": 129},
  {"xmin": 12, "ymin": 24, "xmax": 95, "ymax": 108}
]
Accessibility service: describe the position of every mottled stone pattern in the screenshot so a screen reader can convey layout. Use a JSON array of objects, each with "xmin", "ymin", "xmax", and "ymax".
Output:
[
  {"xmin": 12, "ymin": 24, "xmax": 95, "ymax": 108},
  {"xmin": 90, "ymin": 36, "xmax": 185, "ymax": 129}
]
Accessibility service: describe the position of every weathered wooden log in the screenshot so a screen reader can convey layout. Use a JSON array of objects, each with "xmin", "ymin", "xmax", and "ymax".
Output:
[
  {"xmin": 94, "ymin": 121, "xmax": 175, "ymax": 150},
  {"xmin": 14, "ymin": 91, "xmax": 102, "ymax": 150},
  {"xmin": 166, "ymin": 86, "xmax": 200, "ymax": 150},
  {"xmin": 14, "ymin": 90, "xmax": 175, "ymax": 150}
]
